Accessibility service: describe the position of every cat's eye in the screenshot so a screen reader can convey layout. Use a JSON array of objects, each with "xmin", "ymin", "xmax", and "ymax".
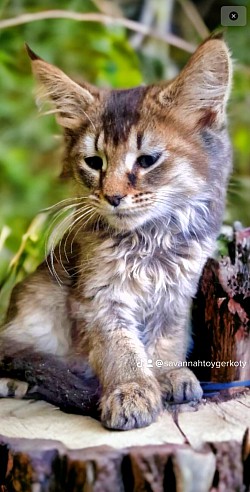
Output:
[
  {"xmin": 136, "ymin": 153, "xmax": 161, "ymax": 169},
  {"xmin": 84, "ymin": 156, "xmax": 103, "ymax": 170}
]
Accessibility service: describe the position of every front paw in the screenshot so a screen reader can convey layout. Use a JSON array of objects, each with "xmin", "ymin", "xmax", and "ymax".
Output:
[
  {"xmin": 162, "ymin": 368, "xmax": 203, "ymax": 403},
  {"xmin": 101, "ymin": 380, "xmax": 162, "ymax": 430}
]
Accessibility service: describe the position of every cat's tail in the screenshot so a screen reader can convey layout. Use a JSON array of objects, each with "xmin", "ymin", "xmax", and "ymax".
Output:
[{"xmin": 0, "ymin": 336, "xmax": 101, "ymax": 418}]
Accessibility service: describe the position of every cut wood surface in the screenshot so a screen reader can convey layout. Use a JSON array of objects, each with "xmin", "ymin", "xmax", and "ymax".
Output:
[
  {"xmin": 0, "ymin": 392, "xmax": 248, "ymax": 451},
  {"xmin": 0, "ymin": 227, "xmax": 249, "ymax": 491},
  {"xmin": 0, "ymin": 397, "xmax": 249, "ymax": 491},
  {"xmin": 177, "ymin": 392, "xmax": 250, "ymax": 448}
]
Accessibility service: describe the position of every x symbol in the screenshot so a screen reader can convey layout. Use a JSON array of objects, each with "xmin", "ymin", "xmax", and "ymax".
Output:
[{"xmin": 229, "ymin": 11, "xmax": 238, "ymax": 20}]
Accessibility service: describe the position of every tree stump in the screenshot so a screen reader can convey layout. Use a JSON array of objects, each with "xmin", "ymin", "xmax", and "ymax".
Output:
[
  {"xmin": 191, "ymin": 226, "xmax": 250, "ymax": 387},
  {"xmin": 0, "ymin": 431, "xmax": 249, "ymax": 492},
  {"xmin": 0, "ymin": 227, "xmax": 249, "ymax": 490}
]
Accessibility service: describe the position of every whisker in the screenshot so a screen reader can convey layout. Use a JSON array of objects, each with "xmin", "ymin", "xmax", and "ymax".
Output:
[
  {"xmin": 44, "ymin": 200, "xmax": 91, "ymax": 254},
  {"xmin": 95, "ymin": 213, "xmax": 102, "ymax": 232},
  {"xmin": 47, "ymin": 202, "xmax": 92, "ymax": 243},
  {"xmin": 41, "ymin": 196, "xmax": 89, "ymax": 214},
  {"xmin": 62, "ymin": 206, "xmax": 95, "ymax": 258},
  {"xmin": 45, "ymin": 204, "xmax": 92, "ymax": 283},
  {"xmin": 47, "ymin": 205, "xmax": 93, "ymax": 282},
  {"xmin": 82, "ymin": 110, "xmax": 96, "ymax": 131},
  {"xmin": 69, "ymin": 209, "xmax": 97, "ymax": 252},
  {"xmin": 46, "ymin": 206, "xmax": 77, "ymax": 253}
]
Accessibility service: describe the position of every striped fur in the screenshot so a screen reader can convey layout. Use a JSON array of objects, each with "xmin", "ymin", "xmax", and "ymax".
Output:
[{"xmin": 0, "ymin": 36, "xmax": 233, "ymax": 430}]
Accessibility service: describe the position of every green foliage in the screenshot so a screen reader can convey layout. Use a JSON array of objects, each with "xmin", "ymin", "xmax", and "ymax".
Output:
[
  {"xmin": 0, "ymin": 0, "xmax": 249, "ymax": 320},
  {"xmin": 0, "ymin": 213, "xmax": 49, "ymax": 321},
  {"xmin": 0, "ymin": 0, "xmax": 142, "ymax": 307},
  {"xmin": 225, "ymin": 7, "xmax": 250, "ymax": 225}
]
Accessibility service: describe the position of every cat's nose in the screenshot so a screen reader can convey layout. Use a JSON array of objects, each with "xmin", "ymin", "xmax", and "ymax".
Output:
[{"xmin": 104, "ymin": 194, "xmax": 125, "ymax": 207}]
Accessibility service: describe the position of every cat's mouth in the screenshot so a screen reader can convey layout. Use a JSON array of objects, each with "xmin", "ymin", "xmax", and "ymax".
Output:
[
  {"xmin": 94, "ymin": 197, "xmax": 155, "ymax": 230},
  {"xmin": 103, "ymin": 207, "xmax": 152, "ymax": 231},
  {"xmin": 115, "ymin": 211, "xmax": 134, "ymax": 218},
  {"xmin": 107, "ymin": 208, "xmax": 146, "ymax": 220},
  {"xmin": 102, "ymin": 206, "xmax": 137, "ymax": 215}
]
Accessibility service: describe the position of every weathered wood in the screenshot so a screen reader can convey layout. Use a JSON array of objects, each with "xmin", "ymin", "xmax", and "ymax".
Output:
[
  {"xmin": 192, "ymin": 227, "xmax": 250, "ymax": 384},
  {"xmin": 0, "ymin": 431, "xmax": 249, "ymax": 492},
  {"xmin": 0, "ymin": 399, "xmax": 185, "ymax": 449},
  {"xmin": 176, "ymin": 391, "xmax": 250, "ymax": 448},
  {"xmin": 0, "ymin": 228, "xmax": 249, "ymax": 490},
  {"xmin": 0, "ymin": 396, "xmax": 249, "ymax": 451},
  {"xmin": 0, "ymin": 394, "xmax": 248, "ymax": 490}
]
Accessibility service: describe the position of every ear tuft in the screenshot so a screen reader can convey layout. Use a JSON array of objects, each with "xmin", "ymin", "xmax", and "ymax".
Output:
[
  {"xmin": 159, "ymin": 36, "xmax": 232, "ymax": 128},
  {"xmin": 25, "ymin": 43, "xmax": 41, "ymax": 61},
  {"xmin": 204, "ymin": 30, "xmax": 224, "ymax": 42},
  {"xmin": 27, "ymin": 52, "xmax": 99, "ymax": 129}
]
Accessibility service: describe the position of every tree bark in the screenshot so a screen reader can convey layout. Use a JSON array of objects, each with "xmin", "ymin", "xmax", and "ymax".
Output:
[
  {"xmin": 191, "ymin": 227, "xmax": 250, "ymax": 384},
  {"xmin": 0, "ymin": 431, "xmax": 249, "ymax": 491}
]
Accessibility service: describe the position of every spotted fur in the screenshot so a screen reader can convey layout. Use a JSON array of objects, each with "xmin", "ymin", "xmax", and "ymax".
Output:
[{"xmin": 0, "ymin": 36, "xmax": 232, "ymax": 429}]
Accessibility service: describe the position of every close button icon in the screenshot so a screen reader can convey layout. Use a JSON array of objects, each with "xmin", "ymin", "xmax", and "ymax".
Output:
[
  {"xmin": 221, "ymin": 6, "xmax": 247, "ymax": 26},
  {"xmin": 229, "ymin": 11, "xmax": 239, "ymax": 21}
]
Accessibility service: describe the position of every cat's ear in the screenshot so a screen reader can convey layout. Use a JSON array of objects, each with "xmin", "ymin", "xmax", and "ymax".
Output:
[
  {"xmin": 159, "ymin": 34, "xmax": 232, "ymax": 128},
  {"xmin": 26, "ymin": 44, "xmax": 99, "ymax": 129}
]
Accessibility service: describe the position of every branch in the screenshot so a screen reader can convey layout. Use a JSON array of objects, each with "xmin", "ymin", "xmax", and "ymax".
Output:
[
  {"xmin": 91, "ymin": 0, "xmax": 123, "ymax": 17},
  {"xmin": 178, "ymin": 0, "xmax": 210, "ymax": 39},
  {"xmin": 0, "ymin": 10, "xmax": 196, "ymax": 53},
  {"xmin": 130, "ymin": 0, "xmax": 155, "ymax": 49}
]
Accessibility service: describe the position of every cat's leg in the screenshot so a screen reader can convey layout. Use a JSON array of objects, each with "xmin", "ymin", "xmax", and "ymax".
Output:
[
  {"xmin": 74, "ymin": 310, "xmax": 163, "ymax": 429},
  {"xmin": 0, "ymin": 267, "xmax": 100, "ymax": 414},
  {"xmin": 147, "ymin": 318, "xmax": 203, "ymax": 404},
  {"xmin": 93, "ymin": 329, "xmax": 162, "ymax": 429},
  {"xmin": 2, "ymin": 266, "xmax": 72, "ymax": 356}
]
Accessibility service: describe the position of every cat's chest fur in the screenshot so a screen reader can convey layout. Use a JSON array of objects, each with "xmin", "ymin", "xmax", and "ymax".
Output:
[{"xmin": 74, "ymin": 225, "xmax": 208, "ymax": 340}]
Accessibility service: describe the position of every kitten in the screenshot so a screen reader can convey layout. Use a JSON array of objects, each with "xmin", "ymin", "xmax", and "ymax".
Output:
[{"xmin": 0, "ymin": 35, "xmax": 232, "ymax": 430}]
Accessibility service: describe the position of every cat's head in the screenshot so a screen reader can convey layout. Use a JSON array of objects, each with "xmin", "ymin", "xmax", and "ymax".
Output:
[{"xmin": 27, "ymin": 35, "xmax": 232, "ymax": 232}]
